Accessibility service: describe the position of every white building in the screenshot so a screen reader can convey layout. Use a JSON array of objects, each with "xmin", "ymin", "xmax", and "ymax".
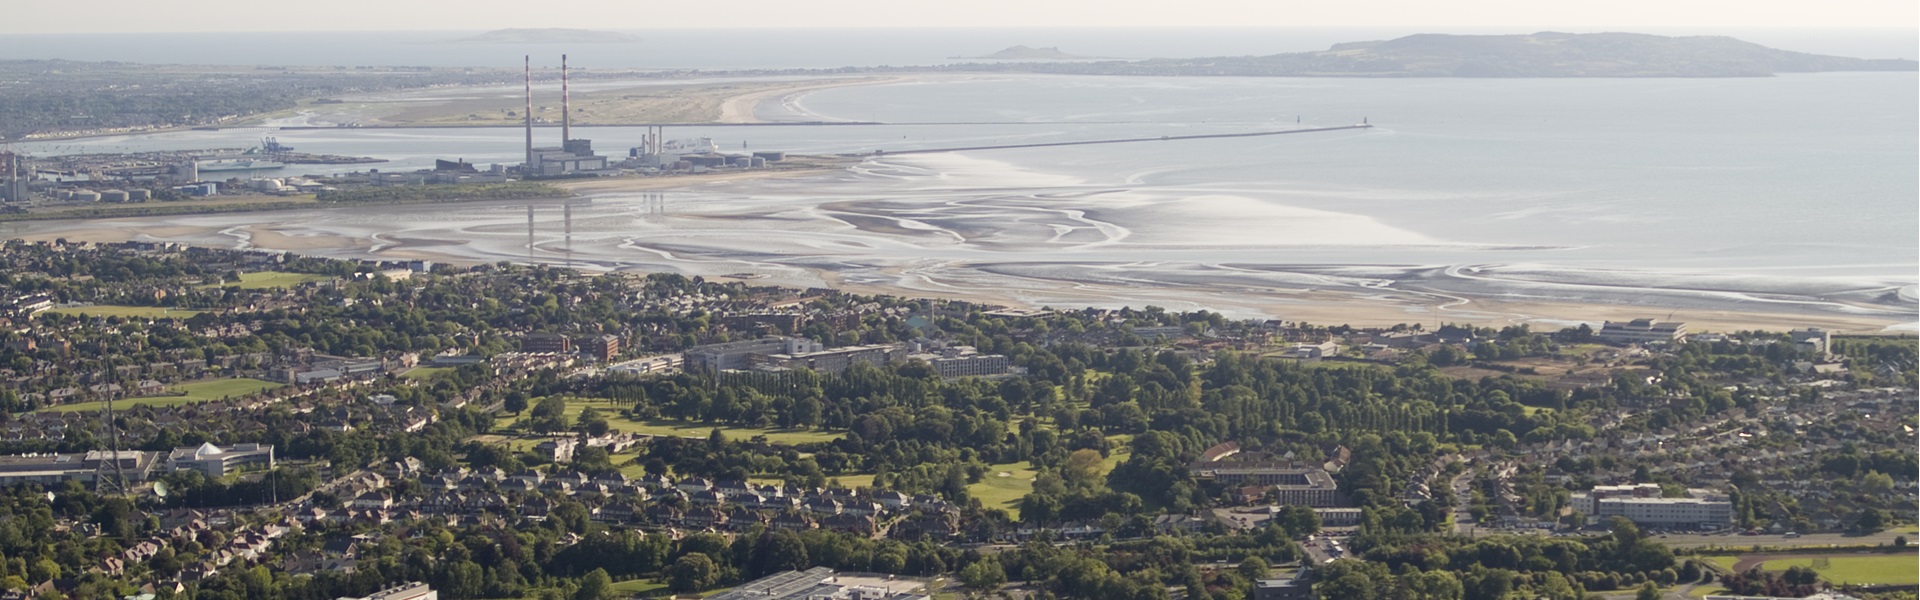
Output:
[
  {"xmin": 1595, "ymin": 319, "xmax": 1687, "ymax": 345},
  {"xmin": 340, "ymin": 582, "xmax": 436, "ymax": 600},
  {"xmin": 1570, "ymin": 483, "xmax": 1732, "ymax": 529},
  {"xmin": 168, "ymin": 443, "xmax": 275, "ymax": 477}
]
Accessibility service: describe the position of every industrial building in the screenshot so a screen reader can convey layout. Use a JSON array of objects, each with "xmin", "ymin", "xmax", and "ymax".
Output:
[
  {"xmin": 1594, "ymin": 318, "xmax": 1687, "ymax": 345},
  {"xmin": 167, "ymin": 442, "xmax": 276, "ymax": 477},
  {"xmin": 519, "ymin": 55, "xmax": 613, "ymax": 178},
  {"xmin": 2, "ymin": 151, "xmax": 31, "ymax": 202},
  {"xmin": 1570, "ymin": 483, "xmax": 1733, "ymax": 530}
]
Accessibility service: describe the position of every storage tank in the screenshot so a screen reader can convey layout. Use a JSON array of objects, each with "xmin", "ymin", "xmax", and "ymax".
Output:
[
  {"xmin": 750, "ymin": 157, "xmax": 767, "ymax": 168},
  {"xmin": 751, "ymin": 151, "xmax": 786, "ymax": 162},
  {"xmin": 128, "ymin": 189, "xmax": 152, "ymax": 201},
  {"xmin": 100, "ymin": 190, "xmax": 129, "ymax": 202},
  {"xmin": 71, "ymin": 190, "xmax": 100, "ymax": 202}
]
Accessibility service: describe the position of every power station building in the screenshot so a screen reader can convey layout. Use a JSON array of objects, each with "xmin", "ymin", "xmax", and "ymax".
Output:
[{"xmin": 519, "ymin": 54, "xmax": 613, "ymax": 178}]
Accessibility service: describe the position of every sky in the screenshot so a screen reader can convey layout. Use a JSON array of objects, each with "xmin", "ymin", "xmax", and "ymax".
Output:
[{"xmin": 7, "ymin": 0, "xmax": 1918, "ymax": 33}]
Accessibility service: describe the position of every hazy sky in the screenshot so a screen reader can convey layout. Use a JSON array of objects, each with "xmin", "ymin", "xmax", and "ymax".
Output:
[{"xmin": 8, "ymin": 0, "xmax": 1918, "ymax": 33}]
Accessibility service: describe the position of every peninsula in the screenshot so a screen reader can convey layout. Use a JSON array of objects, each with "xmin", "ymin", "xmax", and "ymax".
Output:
[
  {"xmin": 953, "ymin": 46, "xmax": 1109, "ymax": 60},
  {"xmin": 975, "ymin": 31, "xmax": 1919, "ymax": 77}
]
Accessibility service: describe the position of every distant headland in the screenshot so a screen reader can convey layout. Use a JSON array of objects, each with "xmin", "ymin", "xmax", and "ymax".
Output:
[
  {"xmin": 976, "ymin": 32, "xmax": 1918, "ymax": 77},
  {"xmin": 952, "ymin": 46, "xmax": 1111, "ymax": 60},
  {"xmin": 447, "ymin": 28, "xmax": 640, "ymax": 44}
]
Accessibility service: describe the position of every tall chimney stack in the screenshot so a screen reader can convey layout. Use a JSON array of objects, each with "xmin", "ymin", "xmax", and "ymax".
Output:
[
  {"xmin": 561, "ymin": 54, "xmax": 571, "ymax": 145},
  {"xmin": 523, "ymin": 55, "xmax": 534, "ymax": 168}
]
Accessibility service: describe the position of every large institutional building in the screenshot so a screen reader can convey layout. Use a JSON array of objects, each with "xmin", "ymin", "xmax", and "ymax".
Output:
[
  {"xmin": 1595, "ymin": 319, "xmax": 1688, "ymax": 345},
  {"xmin": 1570, "ymin": 483, "xmax": 1733, "ymax": 529},
  {"xmin": 0, "ymin": 443, "xmax": 275, "ymax": 486},
  {"xmin": 168, "ymin": 442, "xmax": 276, "ymax": 477},
  {"xmin": 1198, "ymin": 462, "xmax": 1341, "ymax": 507},
  {"xmin": 709, "ymin": 568, "xmax": 927, "ymax": 600}
]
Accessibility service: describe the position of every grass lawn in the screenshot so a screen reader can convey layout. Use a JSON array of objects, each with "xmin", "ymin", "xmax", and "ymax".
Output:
[
  {"xmin": 500, "ymin": 397, "xmax": 842, "ymax": 445},
  {"xmin": 1757, "ymin": 555, "xmax": 1919, "ymax": 585},
  {"xmin": 972, "ymin": 442, "xmax": 1130, "ymax": 520},
  {"xmin": 402, "ymin": 366, "xmax": 457, "ymax": 380},
  {"xmin": 46, "ymin": 305, "xmax": 205, "ymax": 319},
  {"xmin": 41, "ymin": 378, "xmax": 284, "ymax": 412},
  {"xmin": 1687, "ymin": 585, "xmax": 1728, "ymax": 598},
  {"xmin": 202, "ymin": 271, "xmax": 332, "ymax": 289},
  {"xmin": 609, "ymin": 579, "xmax": 667, "ymax": 595},
  {"xmin": 1702, "ymin": 555, "xmax": 1741, "ymax": 573},
  {"xmin": 971, "ymin": 460, "xmax": 1040, "ymax": 517}
]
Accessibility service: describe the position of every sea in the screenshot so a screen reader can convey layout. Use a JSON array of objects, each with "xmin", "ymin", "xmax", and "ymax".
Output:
[{"xmin": 7, "ymin": 29, "xmax": 1917, "ymax": 329}]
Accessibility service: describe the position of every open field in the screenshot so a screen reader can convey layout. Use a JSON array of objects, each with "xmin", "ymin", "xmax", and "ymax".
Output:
[
  {"xmin": 41, "ymin": 378, "xmax": 284, "ymax": 412},
  {"xmin": 1662, "ymin": 530, "xmax": 1909, "ymax": 550},
  {"xmin": 608, "ymin": 579, "xmax": 667, "ymax": 595},
  {"xmin": 1732, "ymin": 554, "xmax": 1920, "ymax": 585},
  {"xmin": 46, "ymin": 305, "xmax": 206, "ymax": 319},
  {"xmin": 402, "ymin": 366, "xmax": 457, "ymax": 380},
  {"xmin": 500, "ymin": 397, "xmax": 842, "ymax": 445},
  {"xmin": 203, "ymin": 270, "xmax": 332, "ymax": 289}
]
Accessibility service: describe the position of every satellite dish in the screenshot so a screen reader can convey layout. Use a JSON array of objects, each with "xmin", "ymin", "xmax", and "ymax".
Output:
[{"xmin": 153, "ymin": 481, "xmax": 170, "ymax": 500}]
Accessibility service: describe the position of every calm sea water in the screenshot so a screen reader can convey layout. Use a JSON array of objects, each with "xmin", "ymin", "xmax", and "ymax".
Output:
[
  {"xmin": 12, "ymin": 69, "xmax": 1917, "ymax": 327},
  {"xmin": 2, "ymin": 28, "xmax": 1913, "ymax": 69}
]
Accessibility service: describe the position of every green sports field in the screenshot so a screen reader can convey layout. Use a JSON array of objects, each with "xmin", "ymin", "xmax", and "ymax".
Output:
[
  {"xmin": 201, "ymin": 271, "xmax": 333, "ymax": 289},
  {"xmin": 46, "ymin": 305, "xmax": 205, "ymax": 319},
  {"xmin": 1756, "ymin": 554, "xmax": 1919, "ymax": 585}
]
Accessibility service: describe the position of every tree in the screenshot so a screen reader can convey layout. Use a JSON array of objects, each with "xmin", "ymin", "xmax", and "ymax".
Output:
[
  {"xmin": 1634, "ymin": 582, "xmax": 1660, "ymax": 600},
  {"xmin": 1236, "ymin": 556, "xmax": 1270, "ymax": 581},
  {"xmin": 504, "ymin": 391, "xmax": 529, "ymax": 414},
  {"xmin": 668, "ymin": 553, "xmax": 719, "ymax": 593},
  {"xmin": 749, "ymin": 529, "xmax": 810, "ymax": 577},
  {"xmin": 579, "ymin": 406, "xmax": 611, "ymax": 437},
  {"xmin": 575, "ymin": 568, "xmax": 613, "ymax": 600},
  {"xmin": 960, "ymin": 558, "xmax": 1007, "ymax": 590}
]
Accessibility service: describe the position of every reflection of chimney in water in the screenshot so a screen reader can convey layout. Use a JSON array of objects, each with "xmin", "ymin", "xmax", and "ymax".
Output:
[
  {"xmin": 561, "ymin": 54, "xmax": 571, "ymax": 145},
  {"xmin": 523, "ymin": 55, "xmax": 534, "ymax": 167}
]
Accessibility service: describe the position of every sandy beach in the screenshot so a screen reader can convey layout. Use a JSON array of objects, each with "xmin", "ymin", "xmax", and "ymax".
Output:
[{"xmin": 261, "ymin": 75, "xmax": 905, "ymax": 128}]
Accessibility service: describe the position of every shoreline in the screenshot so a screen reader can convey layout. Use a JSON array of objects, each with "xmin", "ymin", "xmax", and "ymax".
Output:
[{"xmin": 16, "ymin": 217, "xmax": 1910, "ymax": 335}]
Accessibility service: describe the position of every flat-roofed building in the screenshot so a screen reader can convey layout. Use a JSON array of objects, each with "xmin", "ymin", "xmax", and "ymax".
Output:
[
  {"xmin": 0, "ymin": 450, "xmax": 161, "ymax": 486},
  {"xmin": 758, "ymin": 344, "xmax": 903, "ymax": 374},
  {"xmin": 343, "ymin": 582, "xmax": 437, "ymax": 600},
  {"xmin": 522, "ymin": 333, "xmax": 573, "ymax": 354},
  {"xmin": 1570, "ymin": 483, "xmax": 1732, "ymax": 529},
  {"xmin": 1191, "ymin": 460, "xmax": 1340, "ymax": 507},
  {"xmin": 1595, "ymin": 319, "xmax": 1687, "ymax": 345},
  {"xmin": 685, "ymin": 337, "xmax": 820, "ymax": 372},
  {"xmin": 1253, "ymin": 578, "xmax": 1311, "ymax": 600}
]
